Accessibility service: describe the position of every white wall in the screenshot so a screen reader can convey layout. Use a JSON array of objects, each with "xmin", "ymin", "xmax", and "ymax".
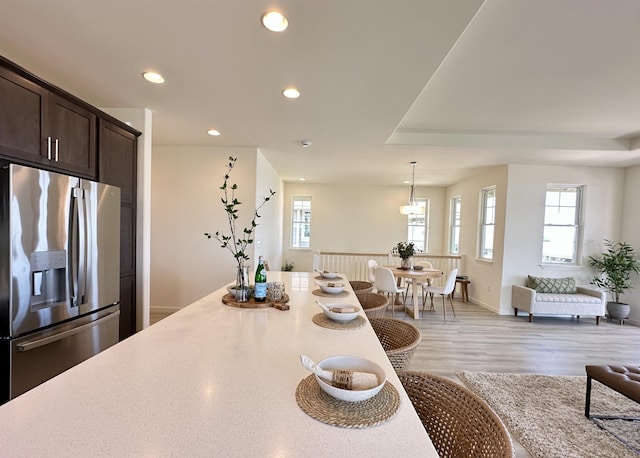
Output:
[
  {"xmin": 502, "ymin": 164, "xmax": 625, "ymax": 314},
  {"xmin": 282, "ymin": 183, "xmax": 446, "ymax": 272},
  {"xmin": 444, "ymin": 164, "xmax": 627, "ymax": 315},
  {"xmin": 150, "ymin": 146, "xmax": 282, "ymax": 311},
  {"xmin": 621, "ymin": 164, "xmax": 640, "ymax": 324},
  {"xmin": 147, "ymin": 148, "xmax": 640, "ymax": 322},
  {"xmin": 255, "ymin": 150, "xmax": 285, "ymax": 271},
  {"xmin": 445, "ymin": 166, "xmax": 509, "ymax": 313}
]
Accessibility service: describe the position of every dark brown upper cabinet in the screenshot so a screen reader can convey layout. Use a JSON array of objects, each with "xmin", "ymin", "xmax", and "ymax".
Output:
[{"xmin": 0, "ymin": 66, "xmax": 96, "ymax": 179}]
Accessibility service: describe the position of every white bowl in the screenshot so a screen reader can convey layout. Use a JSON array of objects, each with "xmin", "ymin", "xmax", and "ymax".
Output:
[
  {"xmin": 321, "ymin": 303, "xmax": 360, "ymax": 322},
  {"xmin": 315, "ymin": 356, "xmax": 386, "ymax": 402},
  {"xmin": 319, "ymin": 271, "xmax": 339, "ymax": 279},
  {"xmin": 316, "ymin": 281, "xmax": 345, "ymax": 294}
]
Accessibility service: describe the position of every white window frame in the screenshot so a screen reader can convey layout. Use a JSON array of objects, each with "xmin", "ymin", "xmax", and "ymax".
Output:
[
  {"xmin": 478, "ymin": 187, "xmax": 496, "ymax": 261},
  {"xmin": 449, "ymin": 195, "xmax": 461, "ymax": 254},
  {"xmin": 407, "ymin": 198, "xmax": 429, "ymax": 253},
  {"xmin": 291, "ymin": 196, "xmax": 311, "ymax": 249},
  {"xmin": 542, "ymin": 184, "xmax": 583, "ymax": 265}
]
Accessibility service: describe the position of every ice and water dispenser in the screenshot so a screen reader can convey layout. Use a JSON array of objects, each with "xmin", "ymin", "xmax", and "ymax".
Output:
[{"xmin": 29, "ymin": 250, "xmax": 66, "ymax": 310}]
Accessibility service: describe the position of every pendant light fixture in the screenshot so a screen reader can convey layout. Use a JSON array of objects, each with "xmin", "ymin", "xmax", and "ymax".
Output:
[{"xmin": 399, "ymin": 161, "xmax": 425, "ymax": 215}]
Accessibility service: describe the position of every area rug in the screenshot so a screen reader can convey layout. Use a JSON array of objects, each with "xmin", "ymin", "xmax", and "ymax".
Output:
[{"xmin": 457, "ymin": 371, "xmax": 640, "ymax": 458}]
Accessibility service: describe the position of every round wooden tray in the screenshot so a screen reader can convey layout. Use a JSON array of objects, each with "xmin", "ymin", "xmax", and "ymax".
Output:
[{"xmin": 222, "ymin": 293, "xmax": 290, "ymax": 309}]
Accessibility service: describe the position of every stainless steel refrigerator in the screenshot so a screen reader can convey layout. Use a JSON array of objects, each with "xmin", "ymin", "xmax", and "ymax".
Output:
[{"xmin": 0, "ymin": 163, "xmax": 121, "ymax": 404}]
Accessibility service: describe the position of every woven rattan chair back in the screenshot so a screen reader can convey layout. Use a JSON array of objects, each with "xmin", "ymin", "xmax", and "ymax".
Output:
[
  {"xmin": 369, "ymin": 318, "xmax": 421, "ymax": 371},
  {"xmin": 349, "ymin": 280, "xmax": 374, "ymax": 294},
  {"xmin": 398, "ymin": 371, "xmax": 515, "ymax": 458},
  {"xmin": 355, "ymin": 292, "xmax": 388, "ymax": 319}
]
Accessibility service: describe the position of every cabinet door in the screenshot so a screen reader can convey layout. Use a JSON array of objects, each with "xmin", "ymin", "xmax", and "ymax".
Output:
[
  {"xmin": 99, "ymin": 118, "xmax": 138, "ymax": 340},
  {"xmin": 0, "ymin": 67, "xmax": 48, "ymax": 163},
  {"xmin": 98, "ymin": 120, "xmax": 137, "ymax": 205},
  {"xmin": 49, "ymin": 94, "xmax": 96, "ymax": 177}
]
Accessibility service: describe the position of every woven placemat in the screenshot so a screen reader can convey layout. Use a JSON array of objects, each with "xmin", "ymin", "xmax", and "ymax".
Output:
[
  {"xmin": 314, "ymin": 275, "xmax": 344, "ymax": 281},
  {"xmin": 312, "ymin": 289, "xmax": 349, "ymax": 298},
  {"xmin": 312, "ymin": 313, "xmax": 367, "ymax": 330},
  {"xmin": 295, "ymin": 375, "xmax": 400, "ymax": 428}
]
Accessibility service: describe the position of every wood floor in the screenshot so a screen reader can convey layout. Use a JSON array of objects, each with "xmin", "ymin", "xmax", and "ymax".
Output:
[
  {"xmin": 151, "ymin": 298, "xmax": 640, "ymax": 457},
  {"xmin": 388, "ymin": 297, "xmax": 640, "ymax": 458},
  {"xmin": 389, "ymin": 297, "xmax": 640, "ymax": 379}
]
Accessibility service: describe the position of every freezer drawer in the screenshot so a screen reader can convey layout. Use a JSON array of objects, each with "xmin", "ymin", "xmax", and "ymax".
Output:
[{"xmin": 3, "ymin": 306, "xmax": 119, "ymax": 403}]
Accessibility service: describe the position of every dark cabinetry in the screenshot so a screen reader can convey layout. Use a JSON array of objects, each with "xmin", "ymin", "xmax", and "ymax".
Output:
[
  {"xmin": 0, "ymin": 66, "xmax": 96, "ymax": 178},
  {"xmin": 98, "ymin": 119, "xmax": 138, "ymax": 340},
  {"xmin": 0, "ymin": 56, "xmax": 140, "ymax": 340}
]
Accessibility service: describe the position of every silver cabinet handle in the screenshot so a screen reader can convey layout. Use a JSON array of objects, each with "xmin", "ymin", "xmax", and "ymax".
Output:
[
  {"xmin": 16, "ymin": 311, "xmax": 119, "ymax": 352},
  {"xmin": 47, "ymin": 137, "xmax": 52, "ymax": 160},
  {"xmin": 54, "ymin": 138, "xmax": 59, "ymax": 161}
]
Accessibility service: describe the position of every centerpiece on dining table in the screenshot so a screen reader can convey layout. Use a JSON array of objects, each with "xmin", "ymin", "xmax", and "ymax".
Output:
[
  {"xmin": 204, "ymin": 156, "xmax": 275, "ymax": 302},
  {"xmin": 394, "ymin": 241, "xmax": 418, "ymax": 270}
]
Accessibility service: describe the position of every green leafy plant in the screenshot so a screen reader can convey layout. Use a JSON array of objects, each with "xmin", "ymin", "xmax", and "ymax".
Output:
[
  {"xmin": 395, "ymin": 241, "xmax": 418, "ymax": 260},
  {"xmin": 204, "ymin": 156, "xmax": 275, "ymax": 269},
  {"xmin": 588, "ymin": 239, "xmax": 640, "ymax": 303}
]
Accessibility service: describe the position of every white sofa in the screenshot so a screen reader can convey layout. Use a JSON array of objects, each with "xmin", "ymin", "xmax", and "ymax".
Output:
[{"xmin": 512, "ymin": 280, "xmax": 606, "ymax": 325}]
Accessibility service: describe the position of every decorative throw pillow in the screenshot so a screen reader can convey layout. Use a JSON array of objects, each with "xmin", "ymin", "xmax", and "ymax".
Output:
[{"xmin": 527, "ymin": 276, "xmax": 577, "ymax": 294}]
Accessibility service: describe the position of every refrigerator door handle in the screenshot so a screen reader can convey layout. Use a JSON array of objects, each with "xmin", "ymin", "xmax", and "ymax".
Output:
[
  {"xmin": 77, "ymin": 188, "xmax": 87, "ymax": 305},
  {"xmin": 69, "ymin": 187, "xmax": 87, "ymax": 306},
  {"xmin": 16, "ymin": 311, "xmax": 120, "ymax": 352}
]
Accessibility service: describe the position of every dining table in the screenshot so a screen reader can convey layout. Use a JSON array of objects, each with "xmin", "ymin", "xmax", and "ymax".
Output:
[
  {"xmin": 0, "ymin": 271, "xmax": 438, "ymax": 457},
  {"xmin": 386, "ymin": 266, "xmax": 443, "ymax": 319}
]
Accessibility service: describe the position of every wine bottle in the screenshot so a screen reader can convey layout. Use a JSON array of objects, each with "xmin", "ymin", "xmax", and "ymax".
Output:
[{"xmin": 254, "ymin": 256, "xmax": 267, "ymax": 302}]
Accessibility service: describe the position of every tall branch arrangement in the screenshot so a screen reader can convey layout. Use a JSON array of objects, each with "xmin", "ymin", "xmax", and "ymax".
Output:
[{"xmin": 204, "ymin": 156, "xmax": 276, "ymax": 269}]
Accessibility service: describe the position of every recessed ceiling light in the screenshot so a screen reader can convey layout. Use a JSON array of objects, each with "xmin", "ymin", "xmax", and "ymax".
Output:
[
  {"xmin": 261, "ymin": 11, "xmax": 288, "ymax": 32},
  {"xmin": 282, "ymin": 87, "xmax": 300, "ymax": 99},
  {"xmin": 299, "ymin": 177, "xmax": 306, "ymax": 182},
  {"xmin": 403, "ymin": 180, "xmax": 411, "ymax": 184},
  {"xmin": 207, "ymin": 129, "xmax": 221, "ymax": 136},
  {"xmin": 142, "ymin": 71, "xmax": 165, "ymax": 84}
]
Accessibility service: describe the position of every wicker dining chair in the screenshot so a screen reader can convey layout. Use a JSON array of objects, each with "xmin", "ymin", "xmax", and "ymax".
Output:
[
  {"xmin": 369, "ymin": 317, "xmax": 421, "ymax": 371},
  {"xmin": 398, "ymin": 371, "xmax": 515, "ymax": 458},
  {"xmin": 355, "ymin": 292, "xmax": 388, "ymax": 319},
  {"xmin": 349, "ymin": 280, "xmax": 374, "ymax": 294}
]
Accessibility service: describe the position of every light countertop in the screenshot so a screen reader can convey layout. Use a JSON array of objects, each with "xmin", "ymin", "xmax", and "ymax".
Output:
[{"xmin": 0, "ymin": 271, "xmax": 437, "ymax": 457}]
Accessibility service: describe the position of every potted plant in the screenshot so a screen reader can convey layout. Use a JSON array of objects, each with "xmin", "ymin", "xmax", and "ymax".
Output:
[
  {"xmin": 588, "ymin": 239, "xmax": 640, "ymax": 320},
  {"xmin": 395, "ymin": 241, "xmax": 417, "ymax": 269},
  {"xmin": 204, "ymin": 156, "xmax": 275, "ymax": 301}
]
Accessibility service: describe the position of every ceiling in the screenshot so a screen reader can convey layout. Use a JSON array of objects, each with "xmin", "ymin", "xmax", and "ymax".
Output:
[{"xmin": 2, "ymin": 0, "xmax": 640, "ymax": 186}]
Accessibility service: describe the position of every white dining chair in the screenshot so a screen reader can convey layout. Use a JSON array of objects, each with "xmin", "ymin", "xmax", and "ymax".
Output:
[
  {"xmin": 367, "ymin": 259, "xmax": 378, "ymax": 283},
  {"xmin": 375, "ymin": 266, "xmax": 407, "ymax": 317},
  {"xmin": 367, "ymin": 259, "xmax": 378, "ymax": 291},
  {"xmin": 422, "ymin": 268, "xmax": 458, "ymax": 321}
]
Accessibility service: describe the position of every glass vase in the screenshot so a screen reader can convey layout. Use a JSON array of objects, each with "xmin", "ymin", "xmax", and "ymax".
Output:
[
  {"xmin": 400, "ymin": 258, "xmax": 412, "ymax": 270},
  {"xmin": 236, "ymin": 265, "xmax": 251, "ymax": 302}
]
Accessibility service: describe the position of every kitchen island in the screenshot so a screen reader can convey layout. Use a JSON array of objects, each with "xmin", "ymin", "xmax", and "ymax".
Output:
[{"xmin": 0, "ymin": 271, "xmax": 437, "ymax": 457}]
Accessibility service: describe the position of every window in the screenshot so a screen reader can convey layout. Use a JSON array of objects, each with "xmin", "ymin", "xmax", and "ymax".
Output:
[
  {"xmin": 291, "ymin": 196, "xmax": 311, "ymax": 248},
  {"xmin": 479, "ymin": 187, "xmax": 495, "ymax": 260},
  {"xmin": 407, "ymin": 199, "xmax": 428, "ymax": 252},
  {"xmin": 449, "ymin": 196, "xmax": 461, "ymax": 254},
  {"xmin": 542, "ymin": 185, "xmax": 583, "ymax": 264}
]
